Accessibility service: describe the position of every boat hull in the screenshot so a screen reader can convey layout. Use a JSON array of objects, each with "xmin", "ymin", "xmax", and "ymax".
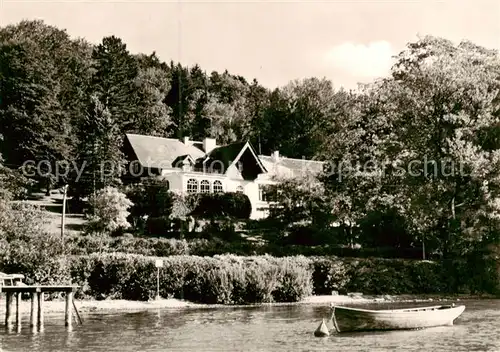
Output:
[{"xmin": 331, "ymin": 304, "xmax": 465, "ymax": 333}]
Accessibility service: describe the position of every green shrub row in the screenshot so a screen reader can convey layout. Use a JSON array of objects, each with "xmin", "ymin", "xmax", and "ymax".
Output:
[
  {"xmin": 59, "ymin": 234, "xmax": 430, "ymax": 259},
  {"xmin": 69, "ymin": 254, "xmax": 313, "ymax": 303},
  {"xmin": 2, "ymin": 247, "xmax": 498, "ymax": 303}
]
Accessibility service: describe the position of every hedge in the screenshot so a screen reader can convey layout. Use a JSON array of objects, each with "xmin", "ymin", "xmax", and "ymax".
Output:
[
  {"xmin": 2, "ymin": 250, "xmax": 498, "ymax": 304},
  {"xmin": 191, "ymin": 192, "xmax": 252, "ymax": 220},
  {"xmin": 58, "ymin": 234, "xmax": 432, "ymax": 259},
  {"xmin": 68, "ymin": 253, "xmax": 313, "ymax": 303}
]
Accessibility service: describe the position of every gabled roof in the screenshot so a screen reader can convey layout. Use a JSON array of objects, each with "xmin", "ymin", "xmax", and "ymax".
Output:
[
  {"xmin": 172, "ymin": 154, "xmax": 196, "ymax": 168},
  {"xmin": 259, "ymin": 155, "xmax": 325, "ymax": 178},
  {"xmin": 203, "ymin": 141, "xmax": 267, "ymax": 175},
  {"xmin": 204, "ymin": 141, "xmax": 246, "ymax": 171},
  {"xmin": 125, "ymin": 133, "xmax": 205, "ymax": 169},
  {"xmin": 125, "ymin": 133, "xmax": 323, "ymax": 178}
]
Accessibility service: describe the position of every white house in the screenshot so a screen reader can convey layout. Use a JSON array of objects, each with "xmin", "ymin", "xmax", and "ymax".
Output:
[{"xmin": 124, "ymin": 133, "xmax": 325, "ymax": 219}]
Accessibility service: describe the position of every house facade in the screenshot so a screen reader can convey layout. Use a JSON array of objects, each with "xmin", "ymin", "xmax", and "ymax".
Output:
[{"xmin": 123, "ymin": 133, "xmax": 324, "ymax": 219}]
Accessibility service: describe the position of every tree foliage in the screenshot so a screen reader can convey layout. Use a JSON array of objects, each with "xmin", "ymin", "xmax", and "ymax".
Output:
[
  {"xmin": 0, "ymin": 20, "xmax": 499, "ymax": 262},
  {"xmin": 87, "ymin": 186, "xmax": 133, "ymax": 234},
  {"xmin": 191, "ymin": 192, "xmax": 252, "ymax": 220}
]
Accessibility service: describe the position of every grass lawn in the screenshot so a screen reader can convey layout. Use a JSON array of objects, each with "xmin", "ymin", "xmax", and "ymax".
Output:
[{"xmin": 24, "ymin": 192, "xmax": 87, "ymax": 236}]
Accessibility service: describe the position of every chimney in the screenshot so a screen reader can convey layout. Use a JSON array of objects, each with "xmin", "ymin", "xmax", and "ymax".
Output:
[
  {"xmin": 203, "ymin": 138, "xmax": 217, "ymax": 153},
  {"xmin": 183, "ymin": 136, "xmax": 190, "ymax": 145},
  {"xmin": 272, "ymin": 150, "xmax": 280, "ymax": 162}
]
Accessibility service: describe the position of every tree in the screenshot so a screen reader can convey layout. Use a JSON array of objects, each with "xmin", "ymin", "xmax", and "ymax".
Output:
[
  {"xmin": 90, "ymin": 35, "xmax": 139, "ymax": 131},
  {"xmin": 165, "ymin": 62, "xmax": 194, "ymax": 138},
  {"xmin": 256, "ymin": 78, "xmax": 342, "ymax": 159},
  {"xmin": 71, "ymin": 94, "xmax": 125, "ymax": 199},
  {"xmin": 86, "ymin": 186, "xmax": 133, "ymax": 234},
  {"xmin": 246, "ymin": 79, "xmax": 270, "ymax": 152},
  {"xmin": 134, "ymin": 51, "xmax": 169, "ymax": 71},
  {"xmin": 200, "ymin": 94, "xmax": 240, "ymax": 144},
  {"xmin": 318, "ymin": 36, "xmax": 500, "ymax": 257},
  {"xmin": 256, "ymin": 88, "xmax": 293, "ymax": 156},
  {"xmin": 385, "ymin": 36, "xmax": 500, "ymax": 257},
  {"xmin": 124, "ymin": 178, "xmax": 175, "ymax": 225},
  {"xmin": 318, "ymin": 85, "xmax": 399, "ymax": 248},
  {"xmin": 133, "ymin": 67, "xmax": 174, "ymax": 136},
  {"xmin": 190, "ymin": 192, "xmax": 252, "ymax": 220},
  {"xmin": 0, "ymin": 21, "xmax": 90, "ymax": 192},
  {"xmin": 0, "ymin": 200, "xmax": 49, "ymax": 242},
  {"xmin": 186, "ymin": 65, "xmax": 211, "ymax": 140},
  {"xmin": 264, "ymin": 175, "xmax": 336, "ymax": 245},
  {"xmin": 0, "ymin": 153, "xmax": 33, "ymax": 201}
]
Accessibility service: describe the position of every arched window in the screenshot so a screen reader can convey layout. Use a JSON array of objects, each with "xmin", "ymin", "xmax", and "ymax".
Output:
[
  {"xmin": 213, "ymin": 180, "xmax": 223, "ymax": 193},
  {"xmin": 236, "ymin": 185, "xmax": 244, "ymax": 193},
  {"xmin": 200, "ymin": 180, "xmax": 210, "ymax": 193},
  {"xmin": 187, "ymin": 179, "xmax": 198, "ymax": 193}
]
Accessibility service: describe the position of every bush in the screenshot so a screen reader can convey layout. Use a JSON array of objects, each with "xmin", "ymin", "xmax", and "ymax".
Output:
[
  {"xmin": 124, "ymin": 178, "xmax": 174, "ymax": 225},
  {"xmin": 241, "ymin": 264, "xmax": 276, "ymax": 303},
  {"xmin": 272, "ymin": 257, "xmax": 313, "ymax": 302},
  {"xmin": 3, "ymin": 239, "xmax": 499, "ymax": 303},
  {"xmin": 122, "ymin": 259, "xmax": 157, "ymax": 300},
  {"xmin": 87, "ymin": 187, "xmax": 133, "ymax": 234},
  {"xmin": 201, "ymin": 219, "xmax": 239, "ymax": 242},
  {"xmin": 65, "ymin": 254, "xmax": 316, "ymax": 303},
  {"xmin": 191, "ymin": 192, "xmax": 252, "ymax": 220},
  {"xmin": 0, "ymin": 233, "xmax": 70, "ymax": 285},
  {"xmin": 152, "ymin": 238, "xmax": 191, "ymax": 256},
  {"xmin": 311, "ymin": 257, "xmax": 349, "ymax": 295},
  {"xmin": 146, "ymin": 216, "xmax": 173, "ymax": 237},
  {"xmin": 87, "ymin": 254, "xmax": 135, "ymax": 299},
  {"xmin": 285, "ymin": 226, "xmax": 336, "ymax": 246},
  {"xmin": 410, "ymin": 260, "xmax": 447, "ymax": 294},
  {"xmin": 0, "ymin": 161, "xmax": 33, "ymax": 201},
  {"xmin": 345, "ymin": 259, "xmax": 399, "ymax": 294},
  {"xmin": 0, "ymin": 201, "xmax": 49, "ymax": 241}
]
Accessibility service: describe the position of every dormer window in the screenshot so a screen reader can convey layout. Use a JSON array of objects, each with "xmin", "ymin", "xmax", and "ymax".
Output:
[
  {"xmin": 182, "ymin": 160, "xmax": 192, "ymax": 172},
  {"xmin": 173, "ymin": 154, "xmax": 195, "ymax": 171}
]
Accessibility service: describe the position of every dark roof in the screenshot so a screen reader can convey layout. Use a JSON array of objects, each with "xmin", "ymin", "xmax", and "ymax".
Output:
[
  {"xmin": 125, "ymin": 134, "xmax": 205, "ymax": 169},
  {"xmin": 203, "ymin": 141, "xmax": 246, "ymax": 172},
  {"xmin": 203, "ymin": 141, "xmax": 267, "ymax": 175}
]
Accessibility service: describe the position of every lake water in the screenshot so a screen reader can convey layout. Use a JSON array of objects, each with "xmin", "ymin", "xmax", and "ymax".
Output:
[{"xmin": 0, "ymin": 300, "xmax": 499, "ymax": 351}]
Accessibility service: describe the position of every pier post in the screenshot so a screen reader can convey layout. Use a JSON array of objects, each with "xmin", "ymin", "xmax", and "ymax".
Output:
[
  {"xmin": 15, "ymin": 292, "xmax": 21, "ymax": 330},
  {"xmin": 65, "ymin": 291, "xmax": 73, "ymax": 328},
  {"xmin": 30, "ymin": 292, "xmax": 38, "ymax": 329},
  {"xmin": 5, "ymin": 292, "xmax": 14, "ymax": 328},
  {"xmin": 2, "ymin": 285, "xmax": 79, "ymax": 331},
  {"xmin": 37, "ymin": 291, "xmax": 44, "ymax": 328}
]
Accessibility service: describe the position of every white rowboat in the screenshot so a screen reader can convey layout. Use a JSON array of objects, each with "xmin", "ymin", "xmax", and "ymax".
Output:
[{"xmin": 330, "ymin": 304, "xmax": 465, "ymax": 333}]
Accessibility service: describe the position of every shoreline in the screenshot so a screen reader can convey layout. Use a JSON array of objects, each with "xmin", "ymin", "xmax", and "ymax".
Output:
[{"xmin": 0, "ymin": 294, "xmax": 495, "ymax": 315}]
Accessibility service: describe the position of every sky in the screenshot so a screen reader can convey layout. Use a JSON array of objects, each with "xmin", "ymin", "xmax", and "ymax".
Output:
[{"xmin": 0, "ymin": 0, "xmax": 499, "ymax": 90}]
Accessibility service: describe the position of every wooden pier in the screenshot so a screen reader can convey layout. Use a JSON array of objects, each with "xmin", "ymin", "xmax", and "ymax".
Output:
[{"xmin": 1, "ymin": 285, "xmax": 79, "ymax": 330}]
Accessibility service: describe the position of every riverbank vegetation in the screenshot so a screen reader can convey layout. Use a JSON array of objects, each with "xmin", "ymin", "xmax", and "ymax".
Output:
[
  {"xmin": 1, "ymin": 20, "xmax": 500, "ymax": 301},
  {"xmin": 1, "ymin": 203, "xmax": 498, "ymax": 303},
  {"xmin": 1, "ymin": 228, "xmax": 497, "ymax": 304}
]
